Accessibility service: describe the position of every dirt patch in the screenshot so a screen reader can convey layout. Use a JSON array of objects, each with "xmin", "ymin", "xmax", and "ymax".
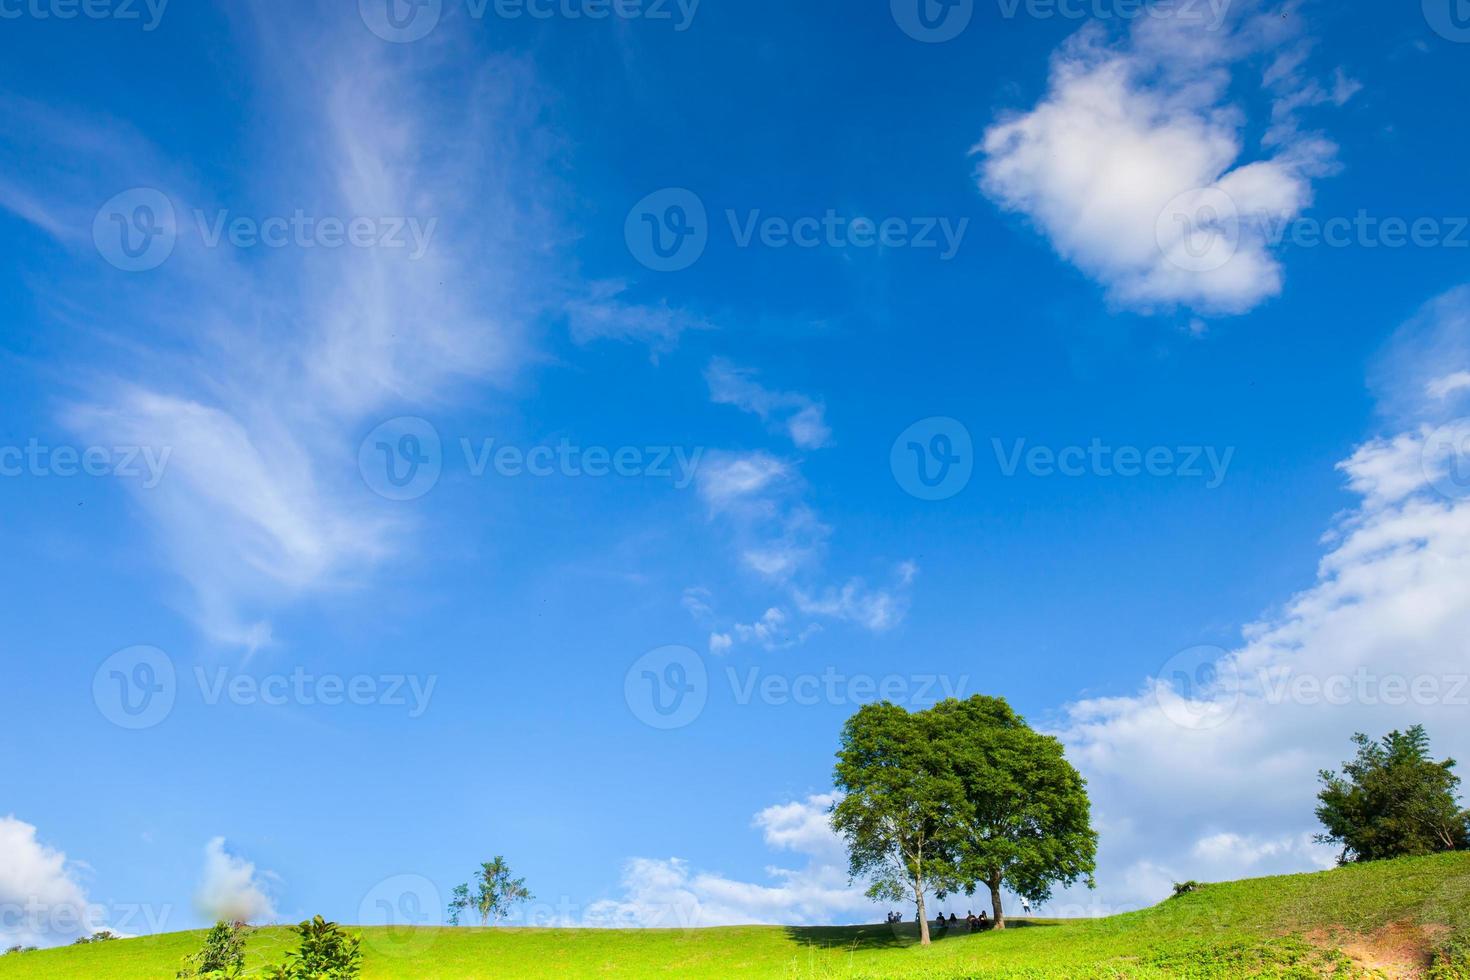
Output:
[{"xmin": 1306, "ymin": 921, "xmax": 1450, "ymax": 978}]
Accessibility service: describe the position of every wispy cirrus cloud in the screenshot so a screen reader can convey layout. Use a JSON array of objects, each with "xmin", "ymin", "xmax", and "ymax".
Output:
[
  {"xmin": 706, "ymin": 359, "xmax": 832, "ymax": 450},
  {"xmin": 0, "ymin": 15, "xmax": 557, "ymax": 649}
]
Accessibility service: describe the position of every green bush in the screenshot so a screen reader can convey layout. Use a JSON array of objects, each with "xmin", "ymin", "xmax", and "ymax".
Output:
[
  {"xmin": 263, "ymin": 916, "xmax": 362, "ymax": 980},
  {"xmin": 178, "ymin": 921, "xmax": 249, "ymax": 978},
  {"xmin": 1170, "ymin": 881, "xmax": 1203, "ymax": 898},
  {"xmin": 1427, "ymin": 935, "xmax": 1470, "ymax": 980}
]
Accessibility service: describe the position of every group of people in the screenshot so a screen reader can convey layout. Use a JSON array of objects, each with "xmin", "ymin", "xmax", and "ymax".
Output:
[{"xmin": 882, "ymin": 909, "xmax": 991, "ymax": 931}]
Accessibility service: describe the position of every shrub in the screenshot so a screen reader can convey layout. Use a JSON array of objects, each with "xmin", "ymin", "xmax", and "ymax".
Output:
[
  {"xmin": 3, "ymin": 945, "xmax": 37, "ymax": 955},
  {"xmin": 72, "ymin": 930, "xmax": 119, "ymax": 944},
  {"xmin": 263, "ymin": 916, "xmax": 362, "ymax": 980},
  {"xmin": 178, "ymin": 920, "xmax": 249, "ymax": 978},
  {"xmin": 1171, "ymin": 881, "xmax": 1203, "ymax": 899}
]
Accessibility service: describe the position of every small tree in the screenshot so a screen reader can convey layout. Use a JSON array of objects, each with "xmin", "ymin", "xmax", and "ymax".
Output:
[
  {"xmin": 1316, "ymin": 726, "xmax": 1470, "ymax": 863},
  {"xmin": 832, "ymin": 702, "xmax": 965, "ymax": 946},
  {"xmin": 448, "ymin": 857, "xmax": 533, "ymax": 926},
  {"xmin": 178, "ymin": 920, "xmax": 248, "ymax": 978},
  {"xmin": 263, "ymin": 916, "xmax": 361, "ymax": 980}
]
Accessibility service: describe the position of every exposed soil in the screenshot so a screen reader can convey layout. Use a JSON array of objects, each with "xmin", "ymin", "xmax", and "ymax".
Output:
[{"xmin": 1307, "ymin": 921, "xmax": 1450, "ymax": 978}]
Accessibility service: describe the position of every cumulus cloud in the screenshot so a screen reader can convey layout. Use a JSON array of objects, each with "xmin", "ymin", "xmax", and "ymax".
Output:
[
  {"xmin": 194, "ymin": 838, "xmax": 277, "ymax": 924},
  {"xmin": 1047, "ymin": 286, "xmax": 1470, "ymax": 912},
  {"xmin": 706, "ymin": 360, "xmax": 832, "ymax": 450},
  {"xmin": 0, "ymin": 817, "xmax": 95, "ymax": 948},
  {"xmin": 585, "ymin": 794, "xmax": 875, "ymax": 927},
  {"xmin": 977, "ymin": 6, "xmax": 1351, "ymax": 315}
]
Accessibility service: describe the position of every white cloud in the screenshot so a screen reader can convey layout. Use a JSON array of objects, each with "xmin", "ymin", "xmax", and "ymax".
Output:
[
  {"xmin": 1428, "ymin": 371, "xmax": 1470, "ymax": 401},
  {"xmin": 793, "ymin": 562, "xmax": 918, "ymax": 632},
  {"xmin": 706, "ymin": 359, "xmax": 832, "ymax": 450},
  {"xmin": 0, "ymin": 26, "xmax": 558, "ymax": 649},
  {"xmin": 586, "ymin": 794, "xmax": 875, "ymax": 927},
  {"xmin": 194, "ymin": 838, "xmax": 277, "ymax": 925},
  {"xmin": 696, "ymin": 451, "xmax": 796, "ymax": 514},
  {"xmin": 0, "ymin": 817, "xmax": 95, "ymax": 948},
  {"xmin": 565, "ymin": 280, "xmax": 712, "ymax": 355},
  {"xmin": 1049, "ymin": 286, "xmax": 1470, "ymax": 912},
  {"xmin": 977, "ymin": 7, "xmax": 1349, "ymax": 315},
  {"xmin": 696, "ymin": 450, "xmax": 916, "ymax": 636}
]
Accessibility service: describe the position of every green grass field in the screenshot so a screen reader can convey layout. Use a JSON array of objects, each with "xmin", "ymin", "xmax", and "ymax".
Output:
[{"xmin": 5, "ymin": 852, "xmax": 1468, "ymax": 979}]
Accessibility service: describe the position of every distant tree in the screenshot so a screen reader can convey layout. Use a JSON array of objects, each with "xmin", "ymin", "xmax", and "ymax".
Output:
[
  {"xmin": 930, "ymin": 696, "xmax": 1097, "ymax": 930},
  {"xmin": 448, "ymin": 857, "xmax": 533, "ymax": 927},
  {"xmin": 831, "ymin": 701, "xmax": 966, "ymax": 947},
  {"xmin": 447, "ymin": 883, "xmax": 472, "ymax": 927},
  {"xmin": 1316, "ymin": 726, "xmax": 1470, "ymax": 863},
  {"xmin": 4, "ymin": 945, "xmax": 38, "ymax": 955},
  {"xmin": 72, "ymin": 931, "xmax": 119, "ymax": 944}
]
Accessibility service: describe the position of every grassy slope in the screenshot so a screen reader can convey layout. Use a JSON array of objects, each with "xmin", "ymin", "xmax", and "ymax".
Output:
[{"xmin": 4, "ymin": 852, "xmax": 1468, "ymax": 979}]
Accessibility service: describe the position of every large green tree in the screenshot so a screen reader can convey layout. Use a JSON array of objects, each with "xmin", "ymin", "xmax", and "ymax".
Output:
[
  {"xmin": 1316, "ymin": 726, "xmax": 1470, "ymax": 864},
  {"xmin": 931, "ymin": 696, "xmax": 1097, "ymax": 929},
  {"xmin": 831, "ymin": 702, "xmax": 964, "ymax": 946},
  {"xmin": 831, "ymin": 696, "xmax": 1098, "ymax": 941}
]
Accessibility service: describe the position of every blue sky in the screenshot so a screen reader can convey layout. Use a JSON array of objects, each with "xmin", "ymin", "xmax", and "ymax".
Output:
[{"xmin": 3, "ymin": 0, "xmax": 1470, "ymax": 945}]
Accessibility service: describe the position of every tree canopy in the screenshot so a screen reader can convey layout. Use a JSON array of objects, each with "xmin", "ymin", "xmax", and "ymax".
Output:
[
  {"xmin": 832, "ymin": 695, "xmax": 1096, "ymax": 942},
  {"xmin": 1316, "ymin": 726, "xmax": 1470, "ymax": 864}
]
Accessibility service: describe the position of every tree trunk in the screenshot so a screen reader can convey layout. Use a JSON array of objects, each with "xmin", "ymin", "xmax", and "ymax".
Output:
[
  {"xmin": 988, "ymin": 873, "xmax": 1005, "ymax": 931},
  {"xmin": 916, "ymin": 888, "xmax": 930, "ymax": 946}
]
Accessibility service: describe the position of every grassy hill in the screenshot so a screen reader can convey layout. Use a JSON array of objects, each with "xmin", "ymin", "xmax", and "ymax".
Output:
[{"xmin": 4, "ymin": 852, "xmax": 1468, "ymax": 979}]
